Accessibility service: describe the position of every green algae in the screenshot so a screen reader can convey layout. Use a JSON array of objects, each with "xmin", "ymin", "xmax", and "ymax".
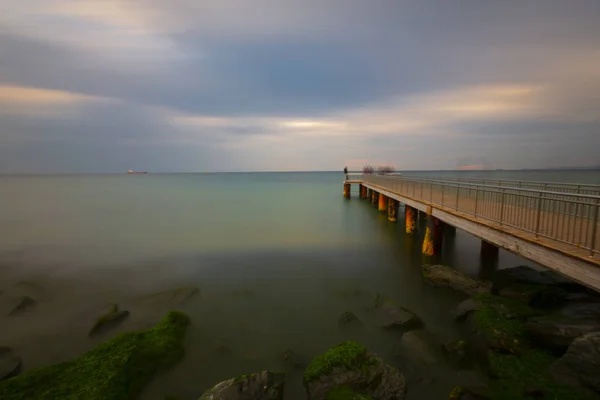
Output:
[
  {"xmin": 304, "ymin": 341, "xmax": 377, "ymax": 383},
  {"xmin": 0, "ymin": 311, "xmax": 190, "ymax": 400},
  {"xmin": 325, "ymin": 386, "xmax": 373, "ymax": 400}
]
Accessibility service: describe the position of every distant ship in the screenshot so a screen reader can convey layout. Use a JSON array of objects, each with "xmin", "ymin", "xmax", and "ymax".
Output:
[{"xmin": 127, "ymin": 170, "xmax": 147, "ymax": 174}]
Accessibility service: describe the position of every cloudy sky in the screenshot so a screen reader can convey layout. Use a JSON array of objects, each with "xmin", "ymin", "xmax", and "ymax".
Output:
[{"xmin": 1, "ymin": 0, "xmax": 599, "ymax": 173}]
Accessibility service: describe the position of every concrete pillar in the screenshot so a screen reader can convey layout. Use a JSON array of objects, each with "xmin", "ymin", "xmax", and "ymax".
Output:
[
  {"xmin": 405, "ymin": 206, "xmax": 416, "ymax": 234},
  {"xmin": 480, "ymin": 240, "xmax": 499, "ymax": 259},
  {"xmin": 371, "ymin": 191, "xmax": 379, "ymax": 207},
  {"xmin": 445, "ymin": 225, "xmax": 457, "ymax": 237},
  {"xmin": 378, "ymin": 193, "xmax": 387, "ymax": 212},
  {"xmin": 388, "ymin": 198, "xmax": 399, "ymax": 222},
  {"xmin": 422, "ymin": 214, "xmax": 444, "ymax": 256},
  {"xmin": 343, "ymin": 183, "xmax": 351, "ymax": 199}
]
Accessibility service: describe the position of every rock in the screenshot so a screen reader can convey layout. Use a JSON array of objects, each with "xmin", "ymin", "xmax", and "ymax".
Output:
[
  {"xmin": 550, "ymin": 332, "xmax": 600, "ymax": 395},
  {"xmin": 422, "ymin": 265, "xmax": 491, "ymax": 296},
  {"xmin": 448, "ymin": 386, "xmax": 490, "ymax": 400},
  {"xmin": 198, "ymin": 371, "xmax": 285, "ymax": 400},
  {"xmin": 338, "ymin": 311, "xmax": 364, "ymax": 329},
  {"xmin": 524, "ymin": 317, "xmax": 600, "ymax": 355},
  {"xmin": 304, "ymin": 341, "xmax": 406, "ymax": 400},
  {"xmin": 89, "ymin": 304, "xmax": 130, "ymax": 336},
  {"xmin": 442, "ymin": 340, "xmax": 470, "ymax": 369},
  {"xmin": 2, "ymin": 296, "xmax": 36, "ymax": 316},
  {"xmin": 136, "ymin": 286, "xmax": 199, "ymax": 308},
  {"xmin": 399, "ymin": 331, "xmax": 438, "ymax": 365},
  {"xmin": 282, "ymin": 349, "xmax": 307, "ymax": 369},
  {"xmin": 0, "ymin": 347, "xmax": 21, "ymax": 381},
  {"xmin": 454, "ymin": 299, "xmax": 480, "ymax": 322},
  {"xmin": 495, "ymin": 283, "xmax": 567, "ymax": 309},
  {"xmin": 324, "ymin": 386, "xmax": 372, "ymax": 400},
  {"xmin": 559, "ymin": 302, "xmax": 600, "ymax": 320},
  {"xmin": 372, "ymin": 294, "xmax": 422, "ymax": 331}
]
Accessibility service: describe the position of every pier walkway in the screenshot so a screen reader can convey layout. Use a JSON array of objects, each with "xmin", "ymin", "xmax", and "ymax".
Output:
[{"xmin": 343, "ymin": 174, "xmax": 600, "ymax": 291}]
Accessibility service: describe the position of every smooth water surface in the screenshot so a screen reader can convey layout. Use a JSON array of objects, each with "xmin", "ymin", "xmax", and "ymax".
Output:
[{"xmin": 0, "ymin": 171, "xmax": 598, "ymax": 399}]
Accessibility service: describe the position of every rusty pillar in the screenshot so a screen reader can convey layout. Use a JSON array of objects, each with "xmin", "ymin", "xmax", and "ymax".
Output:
[
  {"xmin": 422, "ymin": 209, "xmax": 443, "ymax": 256},
  {"xmin": 388, "ymin": 198, "xmax": 399, "ymax": 222},
  {"xmin": 367, "ymin": 188, "xmax": 372, "ymax": 201},
  {"xmin": 378, "ymin": 193, "xmax": 387, "ymax": 212},
  {"xmin": 343, "ymin": 183, "xmax": 351, "ymax": 199},
  {"xmin": 405, "ymin": 205, "xmax": 416, "ymax": 234},
  {"xmin": 360, "ymin": 184, "xmax": 368, "ymax": 199},
  {"xmin": 372, "ymin": 191, "xmax": 379, "ymax": 207}
]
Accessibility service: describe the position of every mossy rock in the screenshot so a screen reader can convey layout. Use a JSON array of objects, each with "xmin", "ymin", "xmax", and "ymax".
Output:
[
  {"xmin": 422, "ymin": 265, "xmax": 491, "ymax": 296},
  {"xmin": 304, "ymin": 342, "xmax": 373, "ymax": 383},
  {"xmin": 304, "ymin": 341, "xmax": 406, "ymax": 400},
  {"xmin": 371, "ymin": 294, "xmax": 422, "ymax": 330},
  {"xmin": 0, "ymin": 311, "xmax": 190, "ymax": 400},
  {"xmin": 325, "ymin": 386, "xmax": 373, "ymax": 400},
  {"xmin": 200, "ymin": 370, "xmax": 285, "ymax": 400},
  {"xmin": 89, "ymin": 304, "xmax": 130, "ymax": 336}
]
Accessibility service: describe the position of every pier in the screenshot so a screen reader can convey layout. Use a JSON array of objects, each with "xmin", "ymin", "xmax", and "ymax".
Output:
[{"xmin": 344, "ymin": 174, "xmax": 600, "ymax": 291}]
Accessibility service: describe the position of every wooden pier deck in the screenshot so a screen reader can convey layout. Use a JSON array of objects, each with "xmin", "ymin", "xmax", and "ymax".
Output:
[{"xmin": 345, "ymin": 174, "xmax": 600, "ymax": 291}]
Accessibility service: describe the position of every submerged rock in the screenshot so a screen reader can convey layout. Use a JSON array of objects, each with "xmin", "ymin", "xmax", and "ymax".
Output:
[
  {"xmin": 303, "ymin": 341, "xmax": 406, "ymax": 400},
  {"xmin": 89, "ymin": 304, "xmax": 130, "ymax": 336},
  {"xmin": 448, "ymin": 386, "xmax": 490, "ymax": 400},
  {"xmin": 454, "ymin": 299, "xmax": 480, "ymax": 322},
  {"xmin": 338, "ymin": 311, "xmax": 364, "ymax": 329},
  {"xmin": 550, "ymin": 332, "xmax": 600, "ymax": 395},
  {"xmin": 442, "ymin": 340, "xmax": 470, "ymax": 369},
  {"xmin": 372, "ymin": 294, "xmax": 422, "ymax": 331},
  {"xmin": 399, "ymin": 330, "xmax": 438, "ymax": 365},
  {"xmin": 2, "ymin": 296, "xmax": 36, "ymax": 316},
  {"xmin": 0, "ymin": 347, "xmax": 21, "ymax": 381},
  {"xmin": 282, "ymin": 349, "xmax": 307, "ymax": 369},
  {"xmin": 136, "ymin": 286, "xmax": 199, "ymax": 308},
  {"xmin": 198, "ymin": 371, "xmax": 285, "ymax": 400},
  {"xmin": 422, "ymin": 265, "xmax": 491, "ymax": 296},
  {"xmin": 0, "ymin": 311, "xmax": 190, "ymax": 400},
  {"xmin": 524, "ymin": 316, "xmax": 600, "ymax": 355}
]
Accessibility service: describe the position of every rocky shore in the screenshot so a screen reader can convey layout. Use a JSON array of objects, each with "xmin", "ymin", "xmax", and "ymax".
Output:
[{"xmin": 1, "ymin": 264, "xmax": 599, "ymax": 400}]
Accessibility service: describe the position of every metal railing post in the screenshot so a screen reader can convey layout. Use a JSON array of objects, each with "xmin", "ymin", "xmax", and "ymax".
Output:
[
  {"xmin": 474, "ymin": 186, "xmax": 479, "ymax": 217},
  {"xmin": 590, "ymin": 199, "xmax": 599, "ymax": 257},
  {"xmin": 535, "ymin": 191, "xmax": 543, "ymax": 238},
  {"xmin": 455, "ymin": 184, "xmax": 460, "ymax": 210},
  {"xmin": 499, "ymin": 188, "xmax": 506, "ymax": 226}
]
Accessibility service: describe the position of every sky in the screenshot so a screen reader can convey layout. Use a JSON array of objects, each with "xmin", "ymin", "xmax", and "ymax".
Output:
[{"xmin": 1, "ymin": 0, "xmax": 599, "ymax": 173}]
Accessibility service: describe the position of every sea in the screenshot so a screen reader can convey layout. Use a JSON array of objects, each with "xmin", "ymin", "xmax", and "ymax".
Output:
[{"xmin": 0, "ymin": 170, "xmax": 599, "ymax": 399}]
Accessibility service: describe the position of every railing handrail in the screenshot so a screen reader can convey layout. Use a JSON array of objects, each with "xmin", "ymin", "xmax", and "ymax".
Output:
[
  {"xmin": 416, "ymin": 175, "xmax": 600, "ymax": 190},
  {"xmin": 357, "ymin": 174, "xmax": 600, "ymax": 201}
]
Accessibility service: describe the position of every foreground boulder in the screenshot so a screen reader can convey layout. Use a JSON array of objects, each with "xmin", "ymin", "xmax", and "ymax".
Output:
[
  {"xmin": 198, "ymin": 371, "xmax": 285, "ymax": 400},
  {"xmin": 550, "ymin": 332, "xmax": 600, "ymax": 395},
  {"xmin": 89, "ymin": 304, "xmax": 130, "ymax": 336},
  {"xmin": 422, "ymin": 265, "xmax": 491, "ymax": 296},
  {"xmin": 525, "ymin": 316, "xmax": 600, "ymax": 355},
  {"xmin": 372, "ymin": 295, "xmax": 422, "ymax": 330},
  {"xmin": 0, "ymin": 311, "xmax": 190, "ymax": 400},
  {"xmin": 0, "ymin": 347, "xmax": 21, "ymax": 381},
  {"xmin": 303, "ymin": 341, "xmax": 406, "ymax": 400}
]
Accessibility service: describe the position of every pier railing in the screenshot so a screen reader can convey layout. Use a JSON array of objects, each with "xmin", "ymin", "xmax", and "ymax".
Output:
[{"xmin": 353, "ymin": 174, "xmax": 600, "ymax": 256}]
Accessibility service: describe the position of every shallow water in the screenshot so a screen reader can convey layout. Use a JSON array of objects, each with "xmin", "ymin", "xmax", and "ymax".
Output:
[{"xmin": 0, "ymin": 171, "xmax": 598, "ymax": 399}]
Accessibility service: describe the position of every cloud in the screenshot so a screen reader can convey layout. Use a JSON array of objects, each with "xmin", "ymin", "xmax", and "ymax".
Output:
[{"xmin": 0, "ymin": 0, "xmax": 600, "ymax": 172}]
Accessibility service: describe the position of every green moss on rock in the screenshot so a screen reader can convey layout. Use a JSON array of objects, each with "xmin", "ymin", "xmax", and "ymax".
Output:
[
  {"xmin": 325, "ymin": 386, "xmax": 373, "ymax": 400},
  {"xmin": 304, "ymin": 342, "xmax": 376, "ymax": 383},
  {"xmin": 0, "ymin": 311, "xmax": 190, "ymax": 400}
]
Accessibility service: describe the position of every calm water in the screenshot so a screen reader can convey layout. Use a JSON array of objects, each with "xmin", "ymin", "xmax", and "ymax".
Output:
[{"xmin": 0, "ymin": 171, "xmax": 598, "ymax": 399}]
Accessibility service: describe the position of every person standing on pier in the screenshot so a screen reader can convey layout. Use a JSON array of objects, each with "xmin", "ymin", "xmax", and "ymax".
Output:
[{"xmin": 344, "ymin": 166, "xmax": 348, "ymax": 180}]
